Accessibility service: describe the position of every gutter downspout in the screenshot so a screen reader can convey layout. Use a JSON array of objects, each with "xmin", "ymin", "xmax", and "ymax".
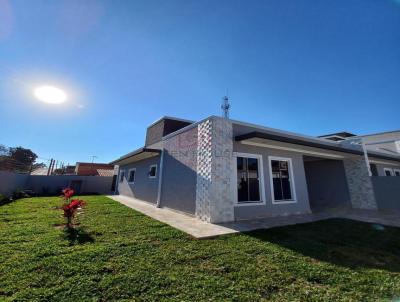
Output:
[
  {"xmin": 114, "ymin": 165, "xmax": 120, "ymax": 195},
  {"xmin": 156, "ymin": 148, "xmax": 165, "ymax": 208},
  {"xmin": 342, "ymin": 138, "xmax": 372, "ymax": 176},
  {"xmin": 360, "ymin": 138, "xmax": 372, "ymax": 176}
]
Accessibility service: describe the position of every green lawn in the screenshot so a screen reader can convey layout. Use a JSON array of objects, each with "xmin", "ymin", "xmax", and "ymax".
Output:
[{"xmin": 1, "ymin": 196, "xmax": 400, "ymax": 301}]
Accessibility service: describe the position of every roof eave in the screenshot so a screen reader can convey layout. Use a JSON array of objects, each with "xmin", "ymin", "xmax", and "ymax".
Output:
[
  {"xmin": 235, "ymin": 131, "xmax": 363, "ymax": 156},
  {"xmin": 110, "ymin": 148, "xmax": 161, "ymax": 165}
]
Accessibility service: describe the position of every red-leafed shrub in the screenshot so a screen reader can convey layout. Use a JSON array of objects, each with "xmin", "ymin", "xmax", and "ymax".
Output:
[
  {"xmin": 61, "ymin": 188, "xmax": 74, "ymax": 203},
  {"xmin": 62, "ymin": 199, "xmax": 86, "ymax": 227}
]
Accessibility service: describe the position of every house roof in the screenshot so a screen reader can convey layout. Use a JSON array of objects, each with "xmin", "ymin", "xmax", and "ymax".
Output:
[
  {"xmin": 356, "ymin": 130, "xmax": 400, "ymax": 138},
  {"xmin": 96, "ymin": 168, "xmax": 114, "ymax": 177},
  {"xmin": 147, "ymin": 116, "xmax": 195, "ymax": 129},
  {"xmin": 110, "ymin": 147, "xmax": 161, "ymax": 165},
  {"xmin": 112, "ymin": 115, "xmax": 400, "ymax": 166},
  {"xmin": 318, "ymin": 132, "xmax": 357, "ymax": 138}
]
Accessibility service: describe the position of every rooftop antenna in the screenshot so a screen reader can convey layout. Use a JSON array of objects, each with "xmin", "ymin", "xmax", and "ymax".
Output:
[{"xmin": 221, "ymin": 95, "xmax": 230, "ymax": 119}]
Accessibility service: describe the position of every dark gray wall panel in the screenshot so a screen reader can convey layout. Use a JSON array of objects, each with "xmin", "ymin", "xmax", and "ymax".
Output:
[
  {"xmin": 372, "ymin": 176, "xmax": 400, "ymax": 210},
  {"xmin": 160, "ymin": 126, "xmax": 198, "ymax": 214},
  {"xmin": 304, "ymin": 159, "xmax": 351, "ymax": 209}
]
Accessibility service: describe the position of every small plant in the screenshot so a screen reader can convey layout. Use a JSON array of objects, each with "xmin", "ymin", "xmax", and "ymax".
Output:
[
  {"xmin": 62, "ymin": 199, "xmax": 86, "ymax": 228},
  {"xmin": 60, "ymin": 187, "xmax": 85, "ymax": 228}
]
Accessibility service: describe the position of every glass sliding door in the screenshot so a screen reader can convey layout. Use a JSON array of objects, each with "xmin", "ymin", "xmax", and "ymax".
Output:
[{"xmin": 237, "ymin": 156, "xmax": 262, "ymax": 203}]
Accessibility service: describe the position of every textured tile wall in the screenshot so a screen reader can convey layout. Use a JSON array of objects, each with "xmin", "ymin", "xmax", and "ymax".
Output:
[
  {"xmin": 343, "ymin": 157, "xmax": 377, "ymax": 210},
  {"xmin": 195, "ymin": 117, "xmax": 235, "ymax": 223}
]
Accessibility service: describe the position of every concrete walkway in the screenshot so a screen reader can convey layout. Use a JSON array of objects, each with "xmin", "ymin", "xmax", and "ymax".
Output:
[
  {"xmin": 108, "ymin": 195, "xmax": 400, "ymax": 239},
  {"xmin": 108, "ymin": 195, "xmax": 239, "ymax": 238}
]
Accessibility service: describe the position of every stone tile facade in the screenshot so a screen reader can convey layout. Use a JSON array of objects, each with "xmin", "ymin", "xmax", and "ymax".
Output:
[
  {"xmin": 343, "ymin": 157, "xmax": 377, "ymax": 210},
  {"xmin": 195, "ymin": 117, "xmax": 235, "ymax": 223}
]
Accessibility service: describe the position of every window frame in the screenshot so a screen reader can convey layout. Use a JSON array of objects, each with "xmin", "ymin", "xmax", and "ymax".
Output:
[
  {"xmin": 119, "ymin": 170, "xmax": 125, "ymax": 183},
  {"xmin": 384, "ymin": 168, "xmax": 394, "ymax": 176},
  {"xmin": 128, "ymin": 168, "xmax": 136, "ymax": 184},
  {"xmin": 268, "ymin": 156, "xmax": 297, "ymax": 204},
  {"xmin": 393, "ymin": 169, "xmax": 400, "ymax": 177},
  {"xmin": 233, "ymin": 152, "xmax": 266, "ymax": 206},
  {"xmin": 148, "ymin": 164, "xmax": 157, "ymax": 179}
]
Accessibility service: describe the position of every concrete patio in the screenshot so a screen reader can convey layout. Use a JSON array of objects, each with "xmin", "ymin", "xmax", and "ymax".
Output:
[{"xmin": 108, "ymin": 195, "xmax": 400, "ymax": 239}]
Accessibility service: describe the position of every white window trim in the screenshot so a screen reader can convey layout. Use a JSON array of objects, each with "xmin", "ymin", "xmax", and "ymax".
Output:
[
  {"xmin": 149, "ymin": 164, "xmax": 157, "ymax": 179},
  {"xmin": 233, "ymin": 152, "xmax": 266, "ymax": 206},
  {"xmin": 394, "ymin": 169, "xmax": 400, "ymax": 176},
  {"xmin": 268, "ymin": 156, "xmax": 297, "ymax": 204},
  {"xmin": 119, "ymin": 170, "xmax": 125, "ymax": 183},
  {"xmin": 384, "ymin": 168, "xmax": 394, "ymax": 176},
  {"xmin": 128, "ymin": 168, "xmax": 136, "ymax": 184}
]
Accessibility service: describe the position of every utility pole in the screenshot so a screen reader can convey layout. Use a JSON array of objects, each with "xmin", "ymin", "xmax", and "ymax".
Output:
[
  {"xmin": 47, "ymin": 159, "xmax": 53, "ymax": 176},
  {"xmin": 50, "ymin": 159, "xmax": 55, "ymax": 175}
]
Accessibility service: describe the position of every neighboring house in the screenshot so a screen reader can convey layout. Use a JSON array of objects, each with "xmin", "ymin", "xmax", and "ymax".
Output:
[
  {"xmin": 64, "ymin": 165, "xmax": 76, "ymax": 175},
  {"xmin": 30, "ymin": 167, "xmax": 48, "ymax": 175},
  {"xmin": 112, "ymin": 116, "xmax": 400, "ymax": 223},
  {"xmin": 75, "ymin": 162, "xmax": 114, "ymax": 176},
  {"xmin": 319, "ymin": 131, "xmax": 400, "ymax": 176}
]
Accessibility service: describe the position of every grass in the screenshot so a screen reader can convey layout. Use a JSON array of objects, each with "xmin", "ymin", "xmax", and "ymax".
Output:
[{"xmin": 1, "ymin": 196, "xmax": 400, "ymax": 301}]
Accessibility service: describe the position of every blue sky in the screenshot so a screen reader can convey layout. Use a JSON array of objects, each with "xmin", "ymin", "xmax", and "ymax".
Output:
[{"xmin": 0, "ymin": 0, "xmax": 399, "ymax": 165}]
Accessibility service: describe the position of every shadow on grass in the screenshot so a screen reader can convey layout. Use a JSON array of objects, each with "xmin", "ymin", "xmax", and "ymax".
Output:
[
  {"xmin": 247, "ymin": 218, "xmax": 400, "ymax": 272},
  {"xmin": 63, "ymin": 227, "xmax": 95, "ymax": 245}
]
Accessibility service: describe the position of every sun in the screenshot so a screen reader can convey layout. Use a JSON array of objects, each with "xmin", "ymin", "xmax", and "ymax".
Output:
[{"xmin": 34, "ymin": 85, "xmax": 67, "ymax": 104}]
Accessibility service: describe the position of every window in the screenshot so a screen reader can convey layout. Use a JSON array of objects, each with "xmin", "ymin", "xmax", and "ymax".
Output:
[
  {"xmin": 394, "ymin": 169, "xmax": 400, "ymax": 177},
  {"xmin": 384, "ymin": 168, "xmax": 393, "ymax": 176},
  {"xmin": 119, "ymin": 170, "xmax": 125, "ymax": 182},
  {"xmin": 128, "ymin": 168, "xmax": 136, "ymax": 183},
  {"xmin": 269, "ymin": 157, "xmax": 296, "ymax": 203},
  {"xmin": 235, "ymin": 154, "xmax": 264, "ymax": 204},
  {"xmin": 149, "ymin": 164, "xmax": 157, "ymax": 178}
]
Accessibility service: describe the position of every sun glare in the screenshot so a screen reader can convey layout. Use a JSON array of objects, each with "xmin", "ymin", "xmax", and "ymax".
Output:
[{"xmin": 34, "ymin": 85, "xmax": 67, "ymax": 104}]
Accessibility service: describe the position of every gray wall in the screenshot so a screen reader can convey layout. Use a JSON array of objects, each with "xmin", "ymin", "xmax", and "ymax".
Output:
[
  {"xmin": 118, "ymin": 156, "xmax": 160, "ymax": 204},
  {"xmin": 371, "ymin": 176, "xmax": 400, "ymax": 210},
  {"xmin": 160, "ymin": 125, "xmax": 198, "ymax": 214},
  {"xmin": 304, "ymin": 159, "xmax": 351, "ymax": 209},
  {"xmin": 232, "ymin": 142, "xmax": 311, "ymax": 220},
  {"xmin": 373, "ymin": 162, "xmax": 400, "ymax": 176},
  {"xmin": 0, "ymin": 171, "xmax": 113, "ymax": 196},
  {"xmin": 27, "ymin": 175, "xmax": 113, "ymax": 195},
  {"xmin": 0, "ymin": 171, "xmax": 29, "ymax": 196}
]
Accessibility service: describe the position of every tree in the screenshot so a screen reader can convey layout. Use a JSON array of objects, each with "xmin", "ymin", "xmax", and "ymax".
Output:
[
  {"xmin": 0, "ymin": 146, "xmax": 39, "ymax": 173},
  {"xmin": 0, "ymin": 144, "xmax": 8, "ymax": 156},
  {"xmin": 9, "ymin": 147, "xmax": 38, "ymax": 171}
]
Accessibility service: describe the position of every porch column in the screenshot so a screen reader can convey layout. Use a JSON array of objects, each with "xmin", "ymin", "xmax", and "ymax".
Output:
[
  {"xmin": 343, "ymin": 157, "xmax": 377, "ymax": 210},
  {"xmin": 195, "ymin": 116, "xmax": 235, "ymax": 223}
]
